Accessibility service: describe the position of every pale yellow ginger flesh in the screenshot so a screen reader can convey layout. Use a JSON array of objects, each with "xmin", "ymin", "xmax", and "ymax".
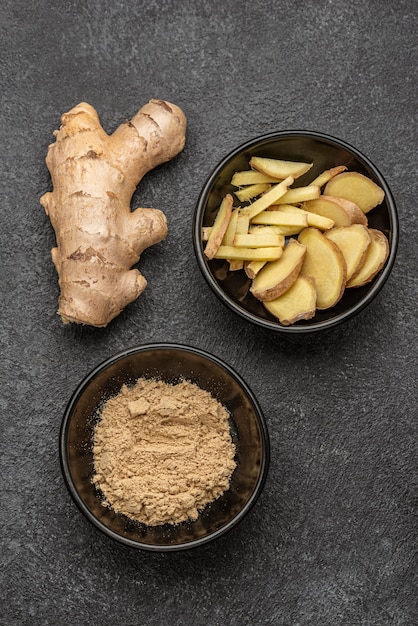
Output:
[
  {"xmin": 308, "ymin": 165, "xmax": 347, "ymax": 188},
  {"xmin": 204, "ymin": 194, "xmax": 233, "ymax": 259},
  {"xmin": 263, "ymin": 275, "xmax": 317, "ymax": 325},
  {"xmin": 250, "ymin": 238, "xmax": 306, "ymax": 302},
  {"xmin": 323, "ymin": 196, "xmax": 368, "ymax": 225},
  {"xmin": 324, "ymin": 171, "xmax": 385, "ymax": 214},
  {"xmin": 299, "ymin": 228, "xmax": 347, "ymax": 310},
  {"xmin": 231, "ymin": 170, "xmax": 281, "ymax": 186},
  {"xmin": 40, "ymin": 99, "xmax": 187, "ymax": 327},
  {"xmin": 240, "ymin": 176, "xmax": 294, "ymax": 219},
  {"xmin": 249, "ymin": 156, "xmax": 313, "ymax": 180},
  {"xmin": 303, "ymin": 197, "xmax": 362, "ymax": 228},
  {"xmin": 202, "ymin": 156, "xmax": 389, "ymax": 324},
  {"xmin": 325, "ymin": 224, "xmax": 371, "ymax": 281},
  {"xmin": 234, "ymin": 183, "xmax": 271, "ymax": 202},
  {"xmin": 213, "ymin": 246, "xmax": 283, "ymax": 262},
  {"xmin": 347, "ymin": 229, "xmax": 389, "ymax": 287}
]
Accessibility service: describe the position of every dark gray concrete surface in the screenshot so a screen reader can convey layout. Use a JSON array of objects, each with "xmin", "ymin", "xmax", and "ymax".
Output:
[{"xmin": 1, "ymin": 1, "xmax": 417, "ymax": 624}]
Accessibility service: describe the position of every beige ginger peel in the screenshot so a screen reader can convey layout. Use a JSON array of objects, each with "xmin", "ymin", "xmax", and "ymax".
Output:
[{"xmin": 40, "ymin": 100, "xmax": 187, "ymax": 327}]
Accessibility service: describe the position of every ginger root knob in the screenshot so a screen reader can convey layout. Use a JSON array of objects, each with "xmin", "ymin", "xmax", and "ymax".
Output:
[{"xmin": 40, "ymin": 99, "xmax": 186, "ymax": 327}]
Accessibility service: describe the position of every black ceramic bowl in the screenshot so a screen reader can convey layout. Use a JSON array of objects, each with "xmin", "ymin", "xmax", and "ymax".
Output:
[
  {"xmin": 60, "ymin": 343, "xmax": 270, "ymax": 551},
  {"xmin": 193, "ymin": 131, "xmax": 398, "ymax": 333}
]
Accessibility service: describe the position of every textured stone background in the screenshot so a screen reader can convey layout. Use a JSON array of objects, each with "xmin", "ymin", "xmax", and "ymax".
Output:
[{"xmin": 1, "ymin": 1, "xmax": 417, "ymax": 624}]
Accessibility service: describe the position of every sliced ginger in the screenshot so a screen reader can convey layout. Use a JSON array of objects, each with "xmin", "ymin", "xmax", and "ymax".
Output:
[
  {"xmin": 41, "ymin": 99, "xmax": 187, "ymax": 327},
  {"xmin": 227, "ymin": 211, "xmax": 249, "ymax": 270},
  {"xmin": 276, "ymin": 185, "xmax": 320, "ymax": 205},
  {"xmin": 244, "ymin": 259, "xmax": 267, "ymax": 279},
  {"xmin": 325, "ymin": 224, "xmax": 371, "ymax": 281},
  {"xmin": 234, "ymin": 227, "xmax": 284, "ymax": 248},
  {"xmin": 308, "ymin": 165, "xmax": 347, "ymax": 188},
  {"xmin": 303, "ymin": 197, "xmax": 351, "ymax": 227},
  {"xmin": 323, "ymin": 196, "xmax": 368, "ymax": 225},
  {"xmin": 271, "ymin": 204, "xmax": 335, "ymax": 231},
  {"xmin": 204, "ymin": 194, "xmax": 233, "ymax": 259},
  {"xmin": 222, "ymin": 207, "xmax": 240, "ymax": 247},
  {"xmin": 214, "ymin": 246, "xmax": 283, "ymax": 262},
  {"xmin": 324, "ymin": 171, "xmax": 385, "ymax": 214},
  {"xmin": 249, "ymin": 156, "xmax": 313, "ymax": 180},
  {"xmin": 299, "ymin": 228, "xmax": 346, "ymax": 309},
  {"xmin": 231, "ymin": 170, "xmax": 281, "ymax": 186},
  {"xmin": 202, "ymin": 154, "xmax": 390, "ymax": 325},
  {"xmin": 347, "ymin": 229, "xmax": 389, "ymax": 287},
  {"xmin": 263, "ymin": 276, "xmax": 316, "ymax": 325},
  {"xmin": 251, "ymin": 210, "xmax": 308, "ymax": 228},
  {"xmin": 234, "ymin": 183, "xmax": 271, "ymax": 202},
  {"xmin": 303, "ymin": 196, "xmax": 366, "ymax": 228},
  {"xmin": 250, "ymin": 238, "xmax": 306, "ymax": 301},
  {"xmin": 241, "ymin": 177, "xmax": 294, "ymax": 219}
]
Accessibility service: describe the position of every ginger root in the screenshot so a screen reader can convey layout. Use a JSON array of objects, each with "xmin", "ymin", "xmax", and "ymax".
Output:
[{"xmin": 40, "ymin": 99, "xmax": 186, "ymax": 327}]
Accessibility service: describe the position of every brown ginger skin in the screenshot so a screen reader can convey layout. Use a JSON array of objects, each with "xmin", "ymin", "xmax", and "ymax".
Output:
[{"xmin": 40, "ymin": 99, "xmax": 186, "ymax": 327}]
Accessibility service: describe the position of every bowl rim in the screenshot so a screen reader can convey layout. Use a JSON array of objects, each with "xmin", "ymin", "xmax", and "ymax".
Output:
[
  {"xmin": 193, "ymin": 130, "xmax": 399, "ymax": 333},
  {"xmin": 59, "ymin": 342, "xmax": 270, "ymax": 551}
]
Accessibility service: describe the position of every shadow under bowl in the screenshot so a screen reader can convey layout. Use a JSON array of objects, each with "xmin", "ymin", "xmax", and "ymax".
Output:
[
  {"xmin": 60, "ymin": 343, "xmax": 270, "ymax": 551},
  {"xmin": 193, "ymin": 131, "xmax": 399, "ymax": 333}
]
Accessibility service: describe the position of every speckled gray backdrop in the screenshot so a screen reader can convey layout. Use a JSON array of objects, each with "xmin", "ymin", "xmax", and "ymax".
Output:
[{"xmin": 1, "ymin": 1, "xmax": 417, "ymax": 625}]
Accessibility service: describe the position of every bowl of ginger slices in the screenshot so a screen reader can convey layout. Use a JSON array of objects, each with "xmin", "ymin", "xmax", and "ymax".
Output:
[{"xmin": 193, "ymin": 131, "xmax": 399, "ymax": 333}]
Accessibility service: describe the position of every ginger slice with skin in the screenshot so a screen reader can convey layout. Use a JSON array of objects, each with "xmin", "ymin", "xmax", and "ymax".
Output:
[
  {"xmin": 347, "ymin": 229, "xmax": 389, "ymax": 287},
  {"xmin": 302, "ymin": 197, "xmax": 353, "ymax": 228},
  {"xmin": 250, "ymin": 238, "xmax": 306, "ymax": 302},
  {"xmin": 40, "ymin": 100, "xmax": 186, "ymax": 327},
  {"xmin": 249, "ymin": 156, "xmax": 313, "ymax": 180},
  {"xmin": 264, "ymin": 275, "xmax": 317, "ymax": 325},
  {"xmin": 324, "ymin": 171, "xmax": 385, "ymax": 214},
  {"xmin": 325, "ymin": 224, "xmax": 371, "ymax": 281},
  {"xmin": 204, "ymin": 194, "xmax": 233, "ymax": 260},
  {"xmin": 299, "ymin": 227, "xmax": 346, "ymax": 310},
  {"xmin": 270, "ymin": 204, "xmax": 335, "ymax": 231},
  {"xmin": 308, "ymin": 165, "xmax": 347, "ymax": 188},
  {"xmin": 231, "ymin": 170, "xmax": 281, "ymax": 186},
  {"xmin": 322, "ymin": 196, "xmax": 368, "ymax": 226}
]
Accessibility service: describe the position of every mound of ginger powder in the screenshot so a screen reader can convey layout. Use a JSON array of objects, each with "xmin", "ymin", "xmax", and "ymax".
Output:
[{"xmin": 92, "ymin": 378, "xmax": 236, "ymax": 526}]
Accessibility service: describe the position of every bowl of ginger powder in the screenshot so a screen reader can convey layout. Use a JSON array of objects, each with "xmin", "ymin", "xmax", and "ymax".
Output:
[{"xmin": 60, "ymin": 343, "xmax": 270, "ymax": 551}]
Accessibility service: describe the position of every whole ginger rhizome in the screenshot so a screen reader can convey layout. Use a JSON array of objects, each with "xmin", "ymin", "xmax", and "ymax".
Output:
[{"xmin": 92, "ymin": 378, "xmax": 236, "ymax": 526}]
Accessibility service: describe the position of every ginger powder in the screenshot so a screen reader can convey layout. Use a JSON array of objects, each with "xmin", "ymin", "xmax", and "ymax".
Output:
[{"xmin": 92, "ymin": 378, "xmax": 236, "ymax": 526}]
